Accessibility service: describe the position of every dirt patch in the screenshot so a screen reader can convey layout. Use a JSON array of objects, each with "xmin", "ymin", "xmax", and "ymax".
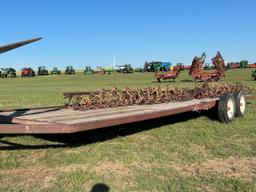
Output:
[
  {"xmin": 0, "ymin": 166, "xmax": 56, "ymax": 189},
  {"xmin": 0, "ymin": 164, "xmax": 90, "ymax": 189},
  {"xmin": 169, "ymin": 157, "xmax": 256, "ymax": 181},
  {"xmin": 95, "ymin": 161, "xmax": 131, "ymax": 176}
]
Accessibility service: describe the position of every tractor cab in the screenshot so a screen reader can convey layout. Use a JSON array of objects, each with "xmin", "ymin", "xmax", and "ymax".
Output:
[
  {"xmin": 65, "ymin": 66, "xmax": 75, "ymax": 75},
  {"xmin": 51, "ymin": 67, "xmax": 61, "ymax": 75},
  {"xmin": 38, "ymin": 66, "xmax": 49, "ymax": 76},
  {"xmin": 84, "ymin": 66, "xmax": 94, "ymax": 75},
  {"xmin": 116, "ymin": 64, "xmax": 134, "ymax": 73}
]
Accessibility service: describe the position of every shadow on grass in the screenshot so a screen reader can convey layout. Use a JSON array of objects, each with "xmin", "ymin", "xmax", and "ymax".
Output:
[
  {"xmin": 180, "ymin": 79, "xmax": 194, "ymax": 82},
  {"xmin": 151, "ymin": 80, "xmax": 176, "ymax": 84},
  {"xmin": 91, "ymin": 183, "xmax": 110, "ymax": 192},
  {"xmin": 0, "ymin": 108, "xmax": 218, "ymax": 150}
]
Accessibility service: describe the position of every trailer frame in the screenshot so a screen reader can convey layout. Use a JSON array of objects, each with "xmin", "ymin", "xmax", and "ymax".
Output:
[{"xmin": 0, "ymin": 95, "xmax": 254, "ymax": 134}]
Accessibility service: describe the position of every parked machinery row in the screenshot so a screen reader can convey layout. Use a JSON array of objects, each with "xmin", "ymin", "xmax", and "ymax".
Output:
[
  {"xmin": 0, "ymin": 66, "xmax": 76, "ymax": 78},
  {"xmin": 21, "ymin": 66, "xmax": 75, "ymax": 77},
  {"xmin": 227, "ymin": 60, "xmax": 256, "ymax": 69},
  {"xmin": 83, "ymin": 65, "xmax": 135, "ymax": 75}
]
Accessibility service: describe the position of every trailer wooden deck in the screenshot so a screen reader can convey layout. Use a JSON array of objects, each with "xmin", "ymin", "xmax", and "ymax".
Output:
[{"xmin": 0, "ymin": 98, "xmax": 219, "ymax": 134}]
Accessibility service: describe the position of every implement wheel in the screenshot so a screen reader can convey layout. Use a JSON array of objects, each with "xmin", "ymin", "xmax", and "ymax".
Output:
[
  {"xmin": 233, "ymin": 91, "xmax": 246, "ymax": 118},
  {"xmin": 218, "ymin": 93, "xmax": 236, "ymax": 123}
]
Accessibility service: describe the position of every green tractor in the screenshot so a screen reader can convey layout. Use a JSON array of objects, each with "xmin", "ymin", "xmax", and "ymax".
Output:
[
  {"xmin": 51, "ymin": 67, "xmax": 61, "ymax": 75},
  {"xmin": 0, "ymin": 68, "xmax": 16, "ymax": 78},
  {"xmin": 252, "ymin": 69, "xmax": 256, "ymax": 80},
  {"xmin": 116, "ymin": 64, "xmax": 134, "ymax": 73},
  {"xmin": 65, "ymin": 66, "xmax": 75, "ymax": 75},
  {"xmin": 38, "ymin": 66, "xmax": 49, "ymax": 76},
  {"xmin": 240, "ymin": 60, "xmax": 249, "ymax": 68},
  {"xmin": 84, "ymin": 66, "xmax": 94, "ymax": 75},
  {"xmin": 103, "ymin": 66, "xmax": 114, "ymax": 74}
]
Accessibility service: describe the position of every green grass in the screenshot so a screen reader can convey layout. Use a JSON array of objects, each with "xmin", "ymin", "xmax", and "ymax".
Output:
[{"xmin": 0, "ymin": 69, "xmax": 256, "ymax": 191}]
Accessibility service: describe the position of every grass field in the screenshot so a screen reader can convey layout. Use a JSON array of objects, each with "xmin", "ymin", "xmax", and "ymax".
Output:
[{"xmin": 0, "ymin": 69, "xmax": 255, "ymax": 191}]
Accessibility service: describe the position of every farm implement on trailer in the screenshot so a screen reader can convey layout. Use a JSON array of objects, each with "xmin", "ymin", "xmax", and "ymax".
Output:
[{"xmin": 0, "ymin": 83, "xmax": 254, "ymax": 134}]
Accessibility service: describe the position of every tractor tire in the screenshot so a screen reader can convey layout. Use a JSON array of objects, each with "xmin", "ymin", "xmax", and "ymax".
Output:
[
  {"xmin": 218, "ymin": 93, "xmax": 236, "ymax": 123},
  {"xmin": 233, "ymin": 91, "xmax": 247, "ymax": 118}
]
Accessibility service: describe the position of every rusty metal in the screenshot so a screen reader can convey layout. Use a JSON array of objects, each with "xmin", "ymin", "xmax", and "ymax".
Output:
[
  {"xmin": 0, "ymin": 124, "xmax": 78, "ymax": 134},
  {"xmin": 155, "ymin": 67, "xmax": 181, "ymax": 82},
  {"xmin": 0, "ymin": 38, "xmax": 42, "ymax": 54},
  {"xmin": 64, "ymin": 82, "xmax": 252, "ymax": 111},
  {"xmin": 189, "ymin": 52, "xmax": 226, "ymax": 82}
]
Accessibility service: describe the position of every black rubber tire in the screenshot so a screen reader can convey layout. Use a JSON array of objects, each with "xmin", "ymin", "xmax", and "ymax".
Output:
[
  {"xmin": 218, "ymin": 93, "xmax": 236, "ymax": 123},
  {"xmin": 233, "ymin": 91, "xmax": 247, "ymax": 118}
]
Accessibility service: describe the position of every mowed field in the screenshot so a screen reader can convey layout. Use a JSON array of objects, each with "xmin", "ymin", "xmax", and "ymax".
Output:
[{"xmin": 0, "ymin": 69, "xmax": 255, "ymax": 191}]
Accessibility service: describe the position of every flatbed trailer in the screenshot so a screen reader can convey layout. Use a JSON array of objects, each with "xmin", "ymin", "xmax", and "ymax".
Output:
[{"xmin": 0, "ymin": 94, "xmax": 254, "ymax": 134}]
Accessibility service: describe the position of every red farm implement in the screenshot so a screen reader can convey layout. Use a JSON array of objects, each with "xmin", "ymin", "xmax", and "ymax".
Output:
[
  {"xmin": 155, "ymin": 67, "xmax": 181, "ymax": 82},
  {"xmin": 189, "ymin": 52, "xmax": 226, "ymax": 82}
]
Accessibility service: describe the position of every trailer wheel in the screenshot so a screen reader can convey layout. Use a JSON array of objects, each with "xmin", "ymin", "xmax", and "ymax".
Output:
[
  {"xmin": 218, "ymin": 93, "xmax": 236, "ymax": 123},
  {"xmin": 233, "ymin": 91, "xmax": 246, "ymax": 118}
]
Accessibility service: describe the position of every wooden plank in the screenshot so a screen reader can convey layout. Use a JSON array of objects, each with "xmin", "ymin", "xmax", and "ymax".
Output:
[
  {"xmin": 54, "ymin": 99, "xmax": 216, "ymax": 125},
  {"xmin": 0, "ymin": 98, "xmax": 218, "ymax": 134},
  {"xmin": 36, "ymin": 108, "xmax": 144, "ymax": 122},
  {"xmin": 16, "ymin": 105, "xmax": 144, "ymax": 120},
  {"xmin": 7, "ymin": 98, "xmax": 218, "ymax": 125},
  {"xmin": 72, "ymin": 100, "xmax": 217, "ymax": 131}
]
